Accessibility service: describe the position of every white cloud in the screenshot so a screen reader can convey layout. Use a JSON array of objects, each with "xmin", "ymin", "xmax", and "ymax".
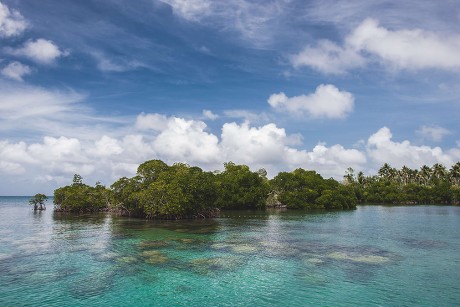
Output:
[
  {"xmin": 1, "ymin": 105, "xmax": 460, "ymax": 194},
  {"xmin": 0, "ymin": 61, "xmax": 31, "ymax": 81},
  {"xmin": 268, "ymin": 84, "xmax": 354, "ymax": 119},
  {"xmin": 0, "ymin": 82, "xmax": 84, "ymax": 121},
  {"xmin": 88, "ymin": 136, "xmax": 124, "ymax": 157},
  {"xmin": 291, "ymin": 40, "xmax": 365, "ymax": 75},
  {"xmin": 162, "ymin": 0, "xmax": 211, "ymax": 21},
  {"xmin": 135, "ymin": 113, "xmax": 169, "ymax": 131},
  {"xmin": 10, "ymin": 39, "xmax": 67, "ymax": 65},
  {"xmin": 293, "ymin": 18, "xmax": 460, "ymax": 73},
  {"xmin": 203, "ymin": 109, "xmax": 219, "ymax": 120},
  {"xmin": 162, "ymin": 0, "xmax": 286, "ymax": 46},
  {"xmin": 367, "ymin": 127, "xmax": 454, "ymax": 169},
  {"xmin": 0, "ymin": 2, "xmax": 28, "ymax": 37},
  {"xmin": 0, "ymin": 81, "xmax": 131, "ymax": 141},
  {"xmin": 348, "ymin": 18, "xmax": 460, "ymax": 70},
  {"xmin": 221, "ymin": 122, "xmax": 286, "ymax": 164},
  {"xmin": 223, "ymin": 110, "xmax": 269, "ymax": 123},
  {"xmin": 416, "ymin": 125, "xmax": 451, "ymax": 142},
  {"xmin": 220, "ymin": 121, "xmax": 366, "ymax": 178},
  {"xmin": 152, "ymin": 116, "xmax": 220, "ymax": 163},
  {"xmin": 92, "ymin": 52, "xmax": 145, "ymax": 72}
]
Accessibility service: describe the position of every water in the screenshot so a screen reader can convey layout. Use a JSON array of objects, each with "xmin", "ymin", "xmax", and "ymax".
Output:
[{"xmin": 1, "ymin": 197, "xmax": 459, "ymax": 306}]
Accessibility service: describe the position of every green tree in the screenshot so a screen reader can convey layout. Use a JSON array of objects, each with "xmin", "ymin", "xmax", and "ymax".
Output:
[
  {"xmin": 216, "ymin": 162, "xmax": 269, "ymax": 209},
  {"xmin": 271, "ymin": 168, "xmax": 351, "ymax": 209},
  {"xmin": 29, "ymin": 193, "xmax": 48, "ymax": 210},
  {"xmin": 54, "ymin": 175, "xmax": 109, "ymax": 212}
]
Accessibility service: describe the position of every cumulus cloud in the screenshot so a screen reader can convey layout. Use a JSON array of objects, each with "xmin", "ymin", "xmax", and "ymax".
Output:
[
  {"xmin": 9, "ymin": 39, "xmax": 67, "ymax": 64},
  {"xmin": 202, "ymin": 109, "xmax": 219, "ymax": 120},
  {"xmin": 0, "ymin": 115, "xmax": 368, "ymax": 193},
  {"xmin": 0, "ymin": 2, "xmax": 28, "ymax": 37},
  {"xmin": 152, "ymin": 116, "xmax": 220, "ymax": 163},
  {"xmin": 367, "ymin": 127, "xmax": 454, "ymax": 169},
  {"xmin": 291, "ymin": 40, "xmax": 365, "ymax": 75},
  {"xmin": 348, "ymin": 18, "xmax": 460, "ymax": 70},
  {"xmin": 221, "ymin": 122, "xmax": 286, "ymax": 164},
  {"xmin": 0, "ymin": 61, "xmax": 31, "ymax": 81},
  {"xmin": 268, "ymin": 84, "xmax": 354, "ymax": 119},
  {"xmin": 416, "ymin": 125, "xmax": 451, "ymax": 142},
  {"xmin": 2, "ymin": 108, "xmax": 460, "ymax": 194},
  {"xmin": 292, "ymin": 18, "xmax": 460, "ymax": 73},
  {"xmin": 135, "ymin": 113, "xmax": 169, "ymax": 131}
]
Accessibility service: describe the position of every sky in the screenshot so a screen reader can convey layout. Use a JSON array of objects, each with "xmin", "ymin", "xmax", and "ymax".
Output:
[{"xmin": 0, "ymin": 0, "xmax": 460, "ymax": 195}]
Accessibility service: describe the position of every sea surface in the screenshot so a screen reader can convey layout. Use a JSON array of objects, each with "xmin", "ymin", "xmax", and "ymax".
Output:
[{"xmin": 0, "ymin": 196, "xmax": 459, "ymax": 306}]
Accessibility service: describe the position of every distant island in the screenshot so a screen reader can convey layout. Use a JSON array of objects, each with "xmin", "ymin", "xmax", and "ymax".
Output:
[{"xmin": 52, "ymin": 160, "xmax": 460, "ymax": 219}]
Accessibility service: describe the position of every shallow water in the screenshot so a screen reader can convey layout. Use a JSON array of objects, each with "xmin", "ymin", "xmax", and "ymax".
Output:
[{"xmin": 1, "ymin": 197, "xmax": 459, "ymax": 306}]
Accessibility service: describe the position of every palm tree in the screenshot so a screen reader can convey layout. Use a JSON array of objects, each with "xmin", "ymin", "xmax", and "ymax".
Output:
[
  {"xmin": 400, "ymin": 166, "xmax": 412, "ymax": 185},
  {"xmin": 431, "ymin": 163, "xmax": 447, "ymax": 183},
  {"xmin": 419, "ymin": 165, "xmax": 432, "ymax": 186},
  {"xmin": 378, "ymin": 163, "xmax": 393, "ymax": 182},
  {"xmin": 449, "ymin": 162, "xmax": 460, "ymax": 185},
  {"xmin": 343, "ymin": 167, "xmax": 355, "ymax": 184}
]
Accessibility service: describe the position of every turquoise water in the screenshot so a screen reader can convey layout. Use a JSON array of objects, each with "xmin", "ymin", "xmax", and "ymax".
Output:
[{"xmin": 0, "ymin": 197, "xmax": 459, "ymax": 306}]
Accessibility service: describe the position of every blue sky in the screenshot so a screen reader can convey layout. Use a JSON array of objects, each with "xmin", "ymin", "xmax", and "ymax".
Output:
[{"xmin": 0, "ymin": 0, "xmax": 459, "ymax": 195}]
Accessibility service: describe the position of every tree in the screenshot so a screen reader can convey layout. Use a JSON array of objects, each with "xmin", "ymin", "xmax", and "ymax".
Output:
[
  {"xmin": 343, "ymin": 167, "xmax": 355, "ymax": 184},
  {"xmin": 29, "ymin": 193, "xmax": 48, "ymax": 210},
  {"xmin": 54, "ymin": 175, "xmax": 110, "ymax": 212},
  {"xmin": 449, "ymin": 162, "xmax": 460, "ymax": 186},
  {"xmin": 271, "ymin": 168, "xmax": 352, "ymax": 209},
  {"xmin": 216, "ymin": 162, "xmax": 269, "ymax": 209}
]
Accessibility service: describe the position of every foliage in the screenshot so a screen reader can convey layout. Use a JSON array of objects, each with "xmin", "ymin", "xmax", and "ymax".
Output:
[
  {"xmin": 110, "ymin": 161, "xmax": 219, "ymax": 218},
  {"xmin": 53, "ymin": 160, "xmax": 364, "ymax": 218},
  {"xmin": 53, "ymin": 175, "xmax": 110, "ymax": 212},
  {"xmin": 29, "ymin": 193, "xmax": 48, "ymax": 210},
  {"xmin": 271, "ymin": 168, "xmax": 356, "ymax": 210},
  {"xmin": 215, "ymin": 162, "xmax": 269, "ymax": 209},
  {"xmin": 344, "ymin": 162, "xmax": 460, "ymax": 205}
]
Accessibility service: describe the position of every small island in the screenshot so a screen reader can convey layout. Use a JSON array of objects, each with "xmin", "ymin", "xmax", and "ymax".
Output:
[
  {"xmin": 53, "ymin": 159, "xmax": 357, "ymax": 219},
  {"xmin": 52, "ymin": 160, "xmax": 460, "ymax": 219},
  {"xmin": 29, "ymin": 193, "xmax": 48, "ymax": 211}
]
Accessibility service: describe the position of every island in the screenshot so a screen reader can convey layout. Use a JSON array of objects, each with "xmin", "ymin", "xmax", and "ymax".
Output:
[{"xmin": 52, "ymin": 160, "xmax": 460, "ymax": 219}]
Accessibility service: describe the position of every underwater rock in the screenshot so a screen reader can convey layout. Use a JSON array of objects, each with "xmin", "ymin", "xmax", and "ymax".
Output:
[
  {"xmin": 178, "ymin": 238, "xmax": 195, "ymax": 244},
  {"xmin": 68, "ymin": 270, "xmax": 115, "ymax": 299},
  {"xmin": 189, "ymin": 256, "xmax": 244, "ymax": 274},
  {"xmin": 328, "ymin": 252, "xmax": 390, "ymax": 264},
  {"xmin": 211, "ymin": 243, "xmax": 231, "ymax": 249},
  {"xmin": 231, "ymin": 244, "xmax": 258, "ymax": 253},
  {"xmin": 117, "ymin": 256, "xmax": 138, "ymax": 264},
  {"xmin": 94, "ymin": 251, "xmax": 118, "ymax": 261},
  {"xmin": 141, "ymin": 250, "xmax": 169, "ymax": 264}
]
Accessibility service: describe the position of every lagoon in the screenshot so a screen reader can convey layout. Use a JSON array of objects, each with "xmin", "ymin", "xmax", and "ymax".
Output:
[{"xmin": 0, "ymin": 196, "xmax": 459, "ymax": 306}]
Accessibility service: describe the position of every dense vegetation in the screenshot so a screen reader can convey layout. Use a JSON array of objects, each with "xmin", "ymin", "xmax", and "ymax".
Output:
[
  {"xmin": 53, "ymin": 159, "xmax": 459, "ymax": 218},
  {"xmin": 343, "ymin": 162, "xmax": 460, "ymax": 205},
  {"xmin": 53, "ymin": 160, "xmax": 357, "ymax": 218},
  {"xmin": 54, "ymin": 174, "xmax": 110, "ymax": 212}
]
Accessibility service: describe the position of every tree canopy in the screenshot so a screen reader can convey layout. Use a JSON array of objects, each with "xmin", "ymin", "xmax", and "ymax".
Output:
[
  {"xmin": 343, "ymin": 162, "xmax": 460, "ymax": 205},
  {"xmin": 56, "ymin": 160, "xmax": 442, "ymax": 219}
]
